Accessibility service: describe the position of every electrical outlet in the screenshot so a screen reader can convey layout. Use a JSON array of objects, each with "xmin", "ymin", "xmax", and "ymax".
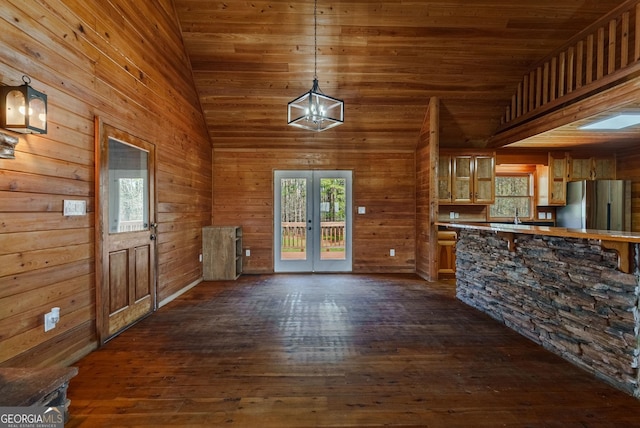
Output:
[
  {"xmin": 390, "ymin": 249, "xmax": 395, "ymax": 257},
  {"xmin": 245, "ymin": 249, "xmax": 251, "ymax": 257}
]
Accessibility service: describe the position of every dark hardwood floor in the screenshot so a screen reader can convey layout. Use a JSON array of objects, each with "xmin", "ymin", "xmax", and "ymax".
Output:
[{"xmin": 67, "ymin": 274, "xmax": 640, "ymax": 427}]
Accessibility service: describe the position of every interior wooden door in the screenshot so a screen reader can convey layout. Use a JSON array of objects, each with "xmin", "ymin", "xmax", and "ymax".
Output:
[{"xmin": 96, "ymin": 119, "xmax": 156, "ymax": 344}]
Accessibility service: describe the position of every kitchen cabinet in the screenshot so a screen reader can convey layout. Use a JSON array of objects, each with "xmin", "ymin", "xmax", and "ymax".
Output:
[
  {"xmin": 473, "ymin": 155, "xmax": 495, "ymax": 204},
  {"xmin": 548, "ymin": 152, "xmax": 568, "ymax": 205},
  {"xmin": 593, "ymin": 157, "xmax": 616, "ymax": 179},
  {"xmin": 439, "ymin": 151, "xmax": 495, "ymax": 204},
  {"xmin": 568, "ymin": 155, "xmax": 616, "ymax": 181},
  {"xmin": 437, "ymin": 230, "xmax": 457, "ymax": 279},
  {"xmin": 203, "ymin": 226, "xmax": 242, "ymax": 280}
]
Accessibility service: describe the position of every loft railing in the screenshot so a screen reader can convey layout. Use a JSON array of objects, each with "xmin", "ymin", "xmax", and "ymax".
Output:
[{"xmin": 500, "ymin": 1, "xmax": 640, "ymax": 128}]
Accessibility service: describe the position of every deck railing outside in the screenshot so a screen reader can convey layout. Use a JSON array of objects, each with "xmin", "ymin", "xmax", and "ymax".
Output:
[{"xmin": 281, "ymin": 221, "xmax": 345, "ymax": 252}]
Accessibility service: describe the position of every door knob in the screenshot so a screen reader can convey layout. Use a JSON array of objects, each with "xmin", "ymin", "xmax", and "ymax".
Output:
[{"xmin": 150, "ymin": 234, "xmax": 156, "ymax": 240}]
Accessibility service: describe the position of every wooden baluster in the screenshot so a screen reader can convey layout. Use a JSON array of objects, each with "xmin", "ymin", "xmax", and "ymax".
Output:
[
  {"xmin": 621, "ymin": 11, "xmax": 629, "ymax": 68},
  {"xmin": 522, "ymin": 74, "xmax": 529, "ymax": 115},
  {"xmin": 608, "ymin": 19, "xmax": 617, "ymax": 75},
  {"xmin": 550, "ymin": 57, "xmax": 557, "ymax": 101},
  {"xmin": 516, "ymin": 82, "xmax": 522, "ymax": 117},
  {"xmin": 576, "ymin": 40, "xmax": 584, "ymax": 88},
  {"xmin": 558, "ymin": 51, "xmax": 566, "ymax": 97},
  {"xmin": 635, "ymin": 3, "xmax": 640, "ymax": 62},
  {"xmin": 528, "ymin": 70, "xmax": 535, "ymax": 111},
  {"xmin": 586, "ymin": 34, "xmax": 594, "ymax": 84},
  {"xmin": 597, "ymin": 26, "xmax": 605, "ymax": 79},
  {"xmin": 542, "ymin": 62, "xmax": 550, "ymax": 104},
  {"xmin": 566, "ymin": 46, "xmax": 575, "ymax": 93},
  {"xmin": 535, "ymin": 66, "xmax": 542, "ymax": 108}
]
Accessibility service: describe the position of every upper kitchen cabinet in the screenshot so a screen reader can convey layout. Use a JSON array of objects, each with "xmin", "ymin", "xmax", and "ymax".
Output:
[
  {"xmin": 568, "ymin": 155, "xmax": 616, "ymax": 181},
  {"xmin": 536, "ymin": 152, "xmax": 568, "ymax": 206},
  {"xmin": 473, "ymin": 155, "xmax": 495, "ymax": 204},
  {"xmin": 549, "ymin": 152, "xmax": 568, "ymax": 205},
  {"xmin": 439, "ymin": 151, "xmax": 495, "ymax": 205}
]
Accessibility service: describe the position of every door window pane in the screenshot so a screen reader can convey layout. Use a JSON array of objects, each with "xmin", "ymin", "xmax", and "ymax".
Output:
[
  {"xmin": 108, "ymin": 138, "xmax": 149, "ymax": 233},
  {"xmin": 280, "ymin": 178, "xmax": 307, "ymax": 260},
  {"xmin": 320, "ymin": 178, "xmax": 346, "ymax": 260}
]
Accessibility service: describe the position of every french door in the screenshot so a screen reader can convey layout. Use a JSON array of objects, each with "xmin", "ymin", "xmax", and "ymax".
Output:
[{"xmin": 274, "ymin": 170, "xmax": 352, "ymax": 272}]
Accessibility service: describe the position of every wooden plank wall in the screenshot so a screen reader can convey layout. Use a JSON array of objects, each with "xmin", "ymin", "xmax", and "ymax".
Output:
[
  {"xmin": 212, "ymin": 149, "xmax": 416, "ymax": 274},
  {"xmin": 416, "ymin": 98, "xmax": 439, "ymax": 281},
  {"xmin": 0, "ymin": 1, "xmax": 211, "ymax": 366}
]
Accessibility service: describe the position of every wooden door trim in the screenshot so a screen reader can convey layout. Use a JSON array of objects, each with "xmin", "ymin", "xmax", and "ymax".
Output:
[{"xmin": 94, "ymin": 117, "xmax": 157, "ymax": 345}]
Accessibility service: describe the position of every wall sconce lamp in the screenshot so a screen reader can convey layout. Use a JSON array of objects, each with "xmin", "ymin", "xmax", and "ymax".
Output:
[{"xmin": 1, "ymin": 75, "xmax": 48, "ymax": 135}]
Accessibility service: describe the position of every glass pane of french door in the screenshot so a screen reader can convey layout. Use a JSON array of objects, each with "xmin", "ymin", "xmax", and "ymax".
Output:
[
  {"xmin": 280, "ymin": 177, "xmax": 309, "ymax": 262},
  {"xmin": 274, "ymin": 170, "xmax": 352, "ymax": 272},
  {"xmin": 319, "ymin": 177, "xmax": 346, "ymax": 261}
]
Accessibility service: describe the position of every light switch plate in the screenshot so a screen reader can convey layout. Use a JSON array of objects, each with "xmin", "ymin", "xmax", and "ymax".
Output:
[
  {"xmin": 63, "ymin": 200, "xmax": 87, "ymax": 216},
  {"xmin": 358, "ymin": 206, "xmax": 366, "ymax": 214}
]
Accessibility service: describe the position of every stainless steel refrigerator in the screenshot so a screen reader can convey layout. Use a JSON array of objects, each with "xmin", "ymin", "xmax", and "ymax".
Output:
[{"xmin": 556, "ymin": 180, "xmax": 631, "ymax": 231}]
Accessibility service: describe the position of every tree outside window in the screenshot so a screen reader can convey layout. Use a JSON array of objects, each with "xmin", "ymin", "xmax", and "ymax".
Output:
[{"xmin": 489, "ymin": 174, "xmax": 532, "ymax": 220}]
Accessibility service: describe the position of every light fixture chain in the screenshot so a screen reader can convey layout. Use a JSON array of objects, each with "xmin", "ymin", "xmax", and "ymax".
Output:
[
  {"xmin": 314, "ymin": 0, "xmax": 318, "ymax": 80},
  {"xmin": 287, "ymin": 0, "xmax": 343, "ymax": 131}
]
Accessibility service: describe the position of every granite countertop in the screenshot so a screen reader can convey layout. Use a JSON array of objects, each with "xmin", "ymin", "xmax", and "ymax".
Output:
[{"xmin": 436, "ymin": 222, "xmax": 640, "ymax": 243}]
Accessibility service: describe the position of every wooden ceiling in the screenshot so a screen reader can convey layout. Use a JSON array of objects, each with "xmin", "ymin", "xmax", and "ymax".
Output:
[{"xmin": 174, "ymin": 0, "xmax": 629, "ymax": 151}]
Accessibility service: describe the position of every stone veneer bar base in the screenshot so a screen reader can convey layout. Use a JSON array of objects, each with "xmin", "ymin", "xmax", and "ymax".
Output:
[{"xmin": 455, "ymin": 228, "xmax": 640, "ymax": 397}]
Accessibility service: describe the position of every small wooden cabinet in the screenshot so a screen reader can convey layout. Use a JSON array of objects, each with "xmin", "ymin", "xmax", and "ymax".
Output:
[
  {"xmin": 439, "ymin": 151, "xmax": 495, "ymax": 204},
  {"xmin": 203, "ymin": 226, "xmax": 242, "ymax": 280}
]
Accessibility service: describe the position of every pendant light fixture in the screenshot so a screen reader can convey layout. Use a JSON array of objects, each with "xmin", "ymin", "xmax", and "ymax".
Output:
[{"xmin": 287, "ymin": 0, "xmax": 344, "ymax": 132}]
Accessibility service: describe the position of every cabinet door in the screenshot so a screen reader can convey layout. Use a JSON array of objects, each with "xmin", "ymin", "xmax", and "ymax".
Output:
[
  {"xmin": 569, "ymin": 157, "xmax": 592, "ymax": 181},
  {"xmin": 549, "ymin": 153, "xmax": 567, "ymax": 205},
  {"xmin": 437, "ymin": 155, "xmax": 452, "ymax": 202},
  {"xmin": 452, "ymin": 156, "xmax": 473, "ymax": 203},
  {"xmin": 474, "ymin": 156, "xmax": 495, "ymax": 204},
  {"xmin": 593, "ymin": 157, "xmax": 616, "ymax": 180}
]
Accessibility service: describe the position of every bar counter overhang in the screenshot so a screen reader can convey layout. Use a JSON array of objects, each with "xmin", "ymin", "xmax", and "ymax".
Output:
[{"xmin": 438, "ymin": 222, "xmax": 640, "ymax": 398}]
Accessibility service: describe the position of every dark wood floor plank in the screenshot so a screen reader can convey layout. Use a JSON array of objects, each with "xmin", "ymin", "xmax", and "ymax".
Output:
[{"xmin": 66, "ymin": 274, "xmax": 640, "ymax": 427}]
